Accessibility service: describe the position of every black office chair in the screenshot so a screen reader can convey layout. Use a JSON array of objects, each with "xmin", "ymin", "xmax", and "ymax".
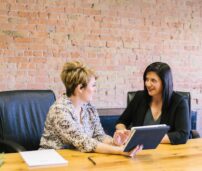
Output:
[
  {"xmin": 0, "ymin": 90, "xmax": 56, "ymax": 153},
  {"xmin": 127, "ymin": 91, "xmax": 200, "ymax": 139}
]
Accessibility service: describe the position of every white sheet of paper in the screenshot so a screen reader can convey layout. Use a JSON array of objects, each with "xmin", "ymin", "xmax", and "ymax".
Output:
[{"xmin": 20, "ymin": 149, "xmax": 68, "ymax": 167}]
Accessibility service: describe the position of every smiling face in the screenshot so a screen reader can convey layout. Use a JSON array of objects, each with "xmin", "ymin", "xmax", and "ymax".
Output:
[{"xmin": 145, "ymin": 71, "xmax": 163, "ymax": 97}]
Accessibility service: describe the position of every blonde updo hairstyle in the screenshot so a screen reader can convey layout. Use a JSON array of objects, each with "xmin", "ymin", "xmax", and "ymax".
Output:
[{"xmin": 61, "ymin": 61, "xmax": 97, "ymax": 97}]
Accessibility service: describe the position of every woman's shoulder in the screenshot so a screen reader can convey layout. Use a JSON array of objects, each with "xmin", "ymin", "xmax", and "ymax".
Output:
[{"xmin": 50, "ymin": 94, "xmax": 73, "ymax": 111}]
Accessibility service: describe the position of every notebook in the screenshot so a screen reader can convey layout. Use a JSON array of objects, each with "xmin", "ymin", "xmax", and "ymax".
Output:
[
  {"xmin": 124, "ymin": 124, "xmax": 170, "ymax": 152},
  {"xmin": 20, "ymin": 149, "xmax": 68, "ymax": 168}
]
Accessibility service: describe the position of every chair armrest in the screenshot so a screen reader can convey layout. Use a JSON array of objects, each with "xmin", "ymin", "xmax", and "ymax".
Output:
[
  {"xmin": 191, "ymin": 130, "xmax": 200, "ymax": 139},
  {"xmin": 0, "ymin": 139, "xmax": 26, "ymax": 153}
]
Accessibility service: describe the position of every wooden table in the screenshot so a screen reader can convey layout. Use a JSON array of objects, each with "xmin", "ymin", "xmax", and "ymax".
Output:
[{"xmin": 1, "ymin": 138, "xmax": 202, "ymax": 171}]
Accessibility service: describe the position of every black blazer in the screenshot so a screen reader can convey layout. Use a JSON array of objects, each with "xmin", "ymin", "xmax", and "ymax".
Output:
[{"xmin": 117, "ymin": 91, "xmax": 190, "ymax": 144}]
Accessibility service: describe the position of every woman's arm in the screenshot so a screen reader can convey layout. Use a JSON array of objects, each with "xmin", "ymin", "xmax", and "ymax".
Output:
[
  {"xmin": 116, "ymin": 91, "xmax": 142, "ymax": 129},
  {"xmin": 53, "ymin": 105, "xmax": 142, "ymax": 157},
  {"xmin": 116, "ymin": 103, "xmax": 134, "ymax": 129},
  {"xmin": 167, "ymin": 97, "xmax": 190, "ymax": 144},
  {"xmin": 114, "ymin": 96, "xmax": 139, "ymax": 145},
  {"xmin": 89, "ymin": 106, "xmax": 113, "ymax": 143},
  {"xmin": 90, "ymin": 107, "xmax": 129, "ymax": 146},
  {"xmin": 95, "ymin": 142, "xmax": 142, "ymax": 157}
]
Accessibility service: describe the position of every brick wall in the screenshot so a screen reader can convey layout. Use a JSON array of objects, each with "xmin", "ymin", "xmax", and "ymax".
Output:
[{"xmin": 0, "ymin": 0, "xmax": 202, "ymax": 131}]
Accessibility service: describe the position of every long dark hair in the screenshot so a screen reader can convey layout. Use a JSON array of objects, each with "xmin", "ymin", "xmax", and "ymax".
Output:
[{"xmin": 143, "ymin": 62, "xmax": 173, "ymax": 112}]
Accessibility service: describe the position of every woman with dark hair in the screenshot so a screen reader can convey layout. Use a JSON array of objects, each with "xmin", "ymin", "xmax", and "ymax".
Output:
[{"xmin": 115, "ymin": 62, "xmax": 190, "ymax": 145}]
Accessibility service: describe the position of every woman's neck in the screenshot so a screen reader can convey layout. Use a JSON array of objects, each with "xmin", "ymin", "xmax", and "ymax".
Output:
[
  {"xmin": 151, "ymin": 94, "xmax": 162, "ymax": 104},
  {"xmin": 69, "ymin": 95, "xmax": 84, "ymax": 124},
  {"xmin": 69, "ymin": 95, "xmax": 83, "ymax": 113},
  {"xmin": 150, "ymin": 94, "xmax": 163, "ymax": 120}
]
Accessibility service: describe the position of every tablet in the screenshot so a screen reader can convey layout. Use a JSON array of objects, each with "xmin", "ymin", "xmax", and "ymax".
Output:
[{"xmin": 124, "ymin": 124, "xmax": 170, "ymax": 152}]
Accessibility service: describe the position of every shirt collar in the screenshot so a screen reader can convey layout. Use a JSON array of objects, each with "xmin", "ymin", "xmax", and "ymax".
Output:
[{"xmin": 62, "ymin": 94, "xmax": 87, "ymax": 121}]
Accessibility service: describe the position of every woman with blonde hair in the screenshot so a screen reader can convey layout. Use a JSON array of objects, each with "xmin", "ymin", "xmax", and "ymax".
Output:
[{"xmin": 40, "ymin": 61, "xmax": 142, "ymax": 157}]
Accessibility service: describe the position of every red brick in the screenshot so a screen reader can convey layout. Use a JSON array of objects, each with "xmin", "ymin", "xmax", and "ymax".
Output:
[
  {"xmin": 71, "ymin": 52, "xmax": 80, "ymax": 58},
  {"xmin": 46, "ymin": 7, "xmax": 65, "ymax": 13},
  {"xmin": 30, "ymin": 56, "xmax": 47, "ymax": 63},
  {"xmin": 0, "ymin": 0, "xmax": 201, "ymax": 124},
  {"xmin": 14, "ymin": 37, "xmax": 31, "ymax": 43},
  {"xmin": 106, "ymin": 41, "xmax": 122, "ymax": 48},
  {"xmin": 83, "ymin": 8, "xmax": 101, "ymax": 15}
]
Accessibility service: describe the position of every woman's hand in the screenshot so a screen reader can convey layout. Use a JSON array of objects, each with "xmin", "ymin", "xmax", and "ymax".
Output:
[
  {"xmin": 120, "ymin": 144, "xmax": 143, "ymax": 158},
  {"xmin": 128, "ymin": 145, "xmax": 143, "ymax": 158},
  {"xmin": 95, "ymin": 141, "xmax": 143, "ymax": 157},
  {"xmin": 113, "ymin": 129, "xmax": 131, "ymax": 146}
]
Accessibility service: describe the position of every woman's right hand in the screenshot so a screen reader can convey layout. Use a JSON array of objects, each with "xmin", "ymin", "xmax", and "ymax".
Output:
[{"xmin": 113, "ymin": 129, "xmax": 131, "ymax": 146}]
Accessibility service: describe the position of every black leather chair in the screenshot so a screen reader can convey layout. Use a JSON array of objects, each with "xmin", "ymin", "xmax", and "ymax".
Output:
[
  {"xmin": 127, "ymin": 91, "xmax": 200, "ymax": 139},
  {"xmin": 0, "ymin": 90, "xmax": 56, "ymax": 153}
]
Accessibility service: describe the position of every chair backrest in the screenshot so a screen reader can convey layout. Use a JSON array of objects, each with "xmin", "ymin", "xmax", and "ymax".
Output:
[
  {"xmin": 0, "ymin": 90, "xmax": 56, "ymax": 151},
  {"xmin": 127, "ymin": 91, "xmax": 137, "ymax": 106}
]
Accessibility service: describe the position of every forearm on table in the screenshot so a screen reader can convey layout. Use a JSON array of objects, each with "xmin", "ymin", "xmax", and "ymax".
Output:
[
  {"xmin": 94, "ymin": 142, "xmax": 124, "ymax": 155},
  {"xmin": 102, "ymin": 136, "xmax": 113, "ymax": 144}
]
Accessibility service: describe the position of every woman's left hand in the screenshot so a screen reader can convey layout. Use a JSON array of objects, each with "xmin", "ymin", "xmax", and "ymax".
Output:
[
  {"xmin": 128, "ymin": 144, "xmax": 143, "ymax": 158},
  {"xmin": 113, "ymin": 129, "xmax": 131, "ymax": 146}
]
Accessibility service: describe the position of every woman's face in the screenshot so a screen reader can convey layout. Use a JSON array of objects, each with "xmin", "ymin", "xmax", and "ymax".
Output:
[
  {"xmin": 145, "ymin": 71, "xmax": 163, "ymax": 97},
  {"xmin": 80, "ymin": 77, "xmax": 96, "ymax": 102}
]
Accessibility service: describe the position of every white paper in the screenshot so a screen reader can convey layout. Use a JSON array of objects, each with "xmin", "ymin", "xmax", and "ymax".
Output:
[{"xmin": 20, "ymin": 149, "xmax": 68, "ymax": 167}]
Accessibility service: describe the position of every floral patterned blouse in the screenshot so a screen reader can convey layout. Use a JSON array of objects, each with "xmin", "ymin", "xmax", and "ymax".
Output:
[{"xmin": 40, "ymin": 94, "xmax": 110, "ymax": 152}]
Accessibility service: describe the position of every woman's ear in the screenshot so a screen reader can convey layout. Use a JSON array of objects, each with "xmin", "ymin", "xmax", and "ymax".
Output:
[
  {"xmin": 78, "ymin": 84, "xmax": 85, "ymax": 89},
  {"xmin": 74, "ymin": 84, "xmax": 83, "ymax": 95}
]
